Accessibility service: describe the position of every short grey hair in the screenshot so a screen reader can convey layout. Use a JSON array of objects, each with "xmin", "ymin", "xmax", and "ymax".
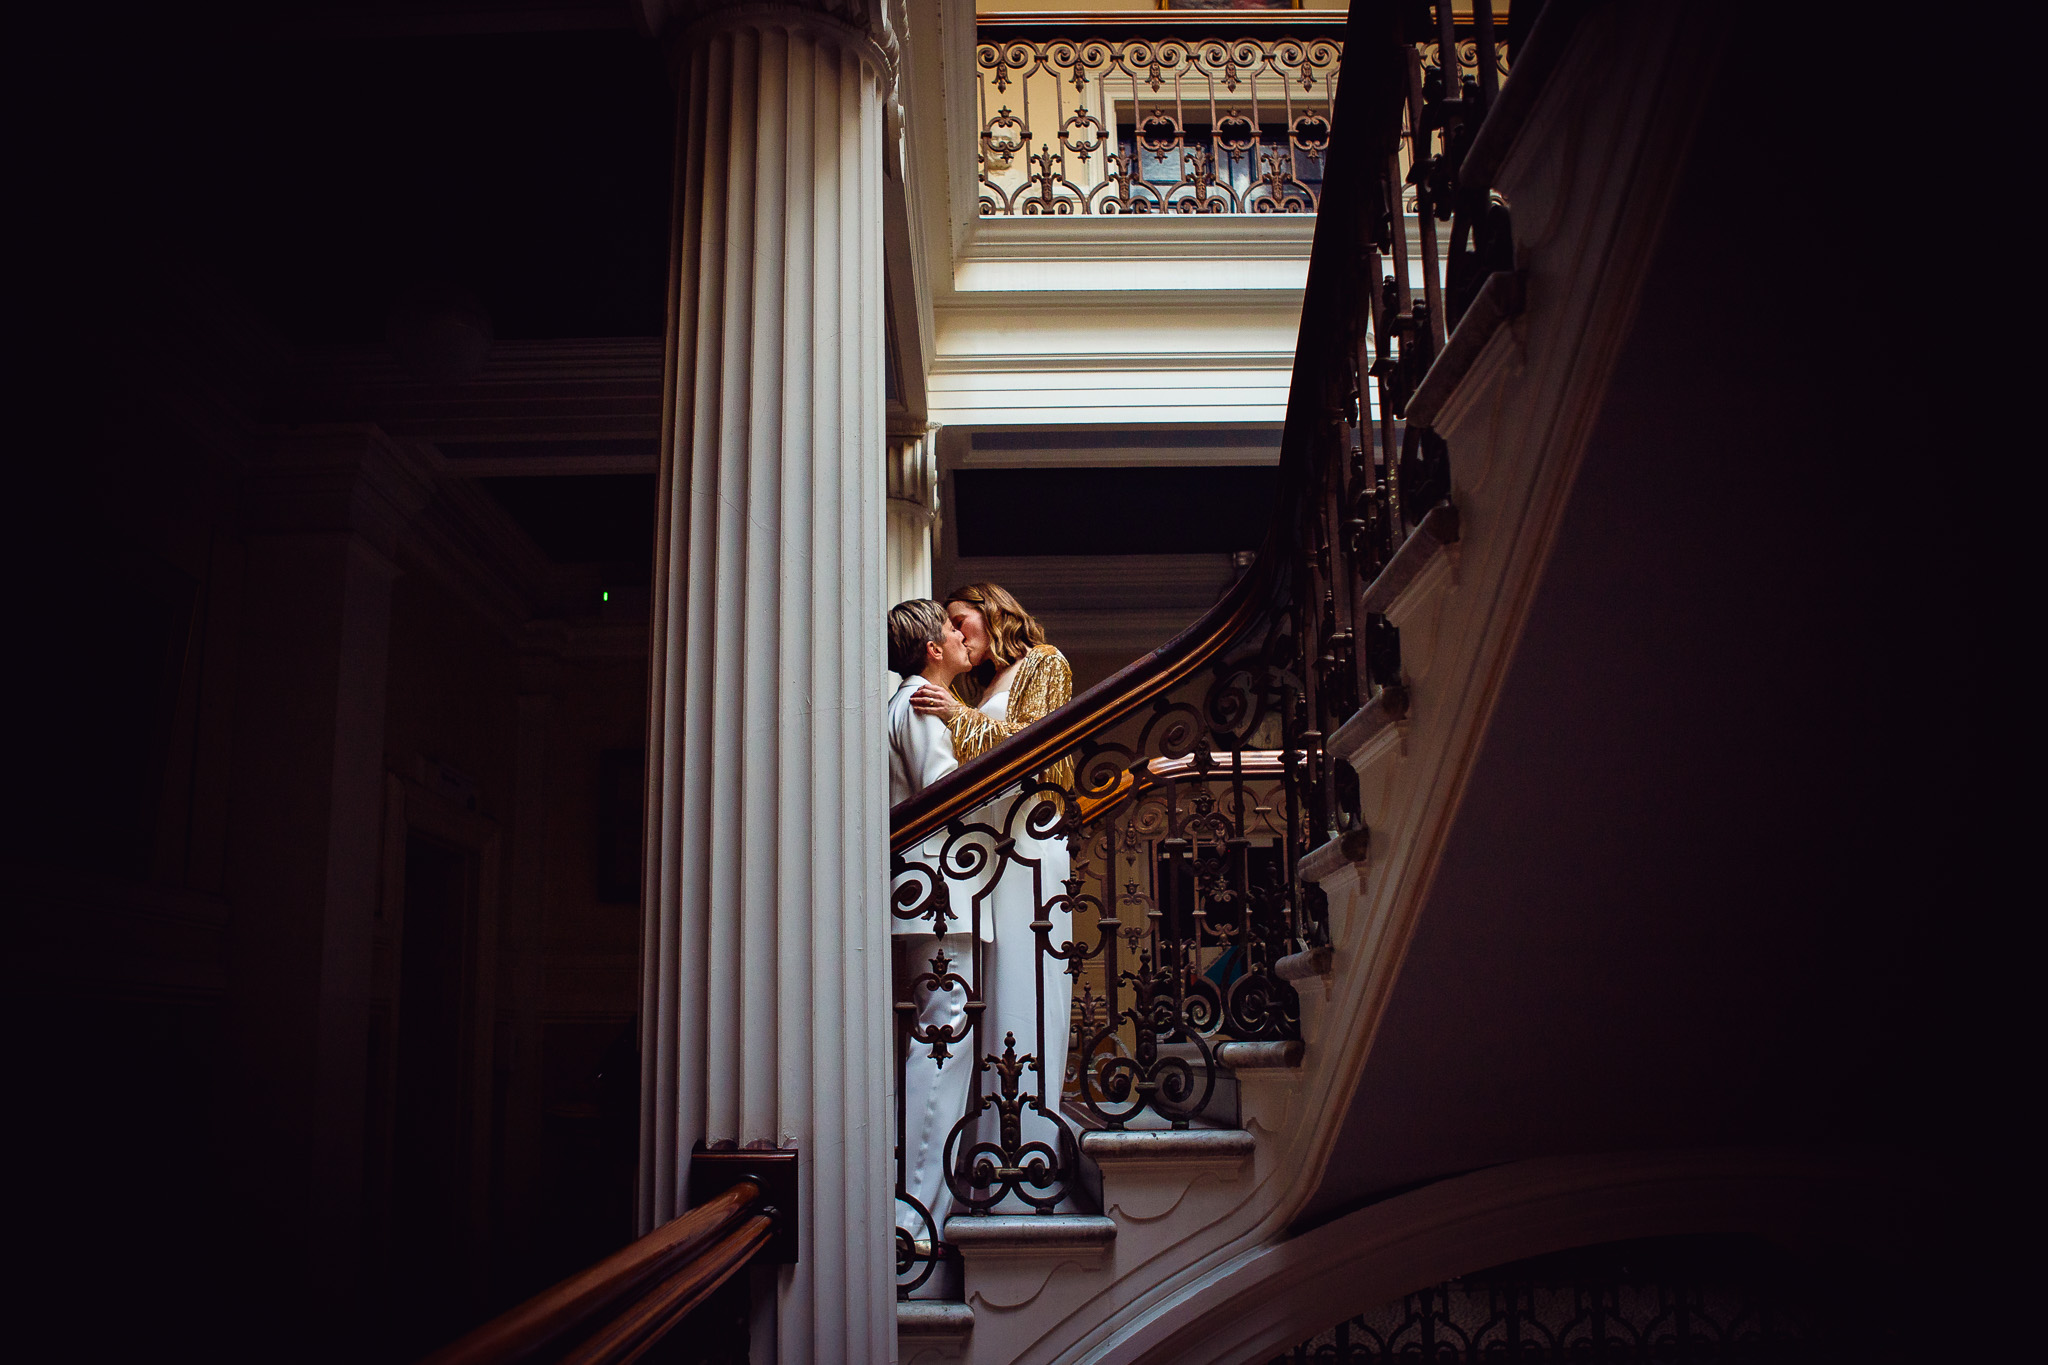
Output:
[{"xmin": 887, "ymin": 599, "xmax": 950, "ymax": 676}]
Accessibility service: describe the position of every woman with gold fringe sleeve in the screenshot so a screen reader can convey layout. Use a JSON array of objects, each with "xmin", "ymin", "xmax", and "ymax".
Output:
[{"xmin": 907, "ymin": 581, "xmax": 1076, "ymax": 1209}]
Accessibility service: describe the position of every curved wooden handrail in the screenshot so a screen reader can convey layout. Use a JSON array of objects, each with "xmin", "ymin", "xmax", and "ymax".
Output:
[
  {"xmin": 555, "ymin": 1214, "xmax": 775, "ymax": 1365},
  {"xmin": 418, "ymin": 1180, "xmax": 763, "ymax": 1365},
  {"xmin": 891, "ymin": 0, "xmax": 1410, "ymax": 857}
]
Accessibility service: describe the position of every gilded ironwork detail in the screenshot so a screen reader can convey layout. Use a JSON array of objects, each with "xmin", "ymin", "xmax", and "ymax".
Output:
[{"xmin": 976, "ymin": 30, "xmax": 1342, "ymax": 215}]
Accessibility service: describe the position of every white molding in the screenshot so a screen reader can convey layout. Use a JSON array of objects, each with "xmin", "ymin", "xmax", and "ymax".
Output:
[
  {"xmin": 954, "ymin": 256, "xmax": 1309, "ymax": 294},
  {"xmin": 934, "ymin": 288, "xmax": 1309, "ymax": 314},
  {"xmin": 959, "ymin": 447, "xmax": 1276, "ymax": 467},
  {"xmin": 931, "ymin": 403, "xmax": 1291, "ymax": 427},
  {"xmin": 929, "ymin": 350, "xmax": 1290, "ymax": 376},
  {"xmin": 961, "ymin": 214, "xmax": 1315, "ymax": 260}
]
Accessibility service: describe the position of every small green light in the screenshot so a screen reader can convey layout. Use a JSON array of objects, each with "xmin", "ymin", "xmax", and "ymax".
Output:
[{"xmin": 602, "ymin": 590, "xmax": 610, "ymax": 602}]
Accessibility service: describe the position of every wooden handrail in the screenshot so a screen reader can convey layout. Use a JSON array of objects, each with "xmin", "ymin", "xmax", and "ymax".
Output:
[
  {"xmin": 555, "ymin": 1215, "xmax": 775, "ymax": 1365},
  {"xmin": 418, "ymin": 1180, "xmax": 763, "ymax": 1365}
]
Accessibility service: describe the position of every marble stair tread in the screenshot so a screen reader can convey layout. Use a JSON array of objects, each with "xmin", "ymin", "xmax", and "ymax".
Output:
[
  {"xmin": 1215, "ymin": 1039, "xmax": 1303, "ymax": 1069},
  {"xmin": 944, "ymin": 1214, "xmax": 1118, "ymax": 1251},
  {"xmin": 1061, "ymin": 1105, "xmax": 1240, "ymax": 1133},
  {"xmin": 1360, "ymin": 501, "xmax": 1461, "ymax": 623},
  {"xmin": 897, "ymin": 1301, "xmax": 974, "ymax": 1337},
  {"xmin": 1275, "ymin": 944, "xmax": 1333, "ymax": 981},
  {"xmin": 1078, "ymin": 1128, "xmax": 1254, "ymax": 1162},
  {"xmin": 1325, "ymin": 688, "xmax": 1409, "ymax": 771},
  {"xmin": 1405, "ymin": 270, "xmax": 1523, "ymax": 429}
]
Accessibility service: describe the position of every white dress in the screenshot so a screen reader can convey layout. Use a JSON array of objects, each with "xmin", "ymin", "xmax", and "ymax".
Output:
[{"xmin": 974, "ymin": 686, "xmax": 1075, "ymax": 1205}]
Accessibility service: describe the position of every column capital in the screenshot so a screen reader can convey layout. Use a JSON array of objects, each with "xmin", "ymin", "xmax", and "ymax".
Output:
[{"xmin": 660, "ymin": 0, "xmax": 898, "ymax": 84}]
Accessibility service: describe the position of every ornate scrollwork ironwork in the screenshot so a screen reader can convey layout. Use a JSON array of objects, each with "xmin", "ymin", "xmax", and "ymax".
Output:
[
  {"xmin": 943, "ymin": 1032, "xmax": 1079, "ymax": 1216},
  {"xmin": 974, "ymin": 26, "xmax": 1343, "ymax": 216}
]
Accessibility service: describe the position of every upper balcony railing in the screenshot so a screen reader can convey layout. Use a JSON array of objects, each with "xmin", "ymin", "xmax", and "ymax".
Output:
[{"xmin": 974, "ymin": 12, "xmax": 1509, "ymax": 218}]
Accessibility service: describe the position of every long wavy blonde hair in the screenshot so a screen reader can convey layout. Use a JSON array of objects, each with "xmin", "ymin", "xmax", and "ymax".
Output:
[{"xmin": 942, "ymin": 581, "xmax": 1047, "ymax": 705}]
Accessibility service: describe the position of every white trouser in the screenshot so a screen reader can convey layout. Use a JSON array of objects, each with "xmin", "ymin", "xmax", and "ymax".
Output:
[
  {"xmin": 896, "ymin": 933, "xmax": 975, "ymax": 1240},
  {"xmin": 979, "ymin": 832, "xmax": 1073, "ymax": 1211},
  {"xmin": 895, "ymin": 801, "xmax": 1076, "ymax": 1230}
]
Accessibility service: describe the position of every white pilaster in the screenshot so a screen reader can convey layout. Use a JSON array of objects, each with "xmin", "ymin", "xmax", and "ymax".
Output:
[
  {"xmin": 886, "ymin": 427, "xmax": 939, "ymax": 606},
  {"xmin": 640, "ymin": 5, "xmax": 893, "ymax": 1360}
]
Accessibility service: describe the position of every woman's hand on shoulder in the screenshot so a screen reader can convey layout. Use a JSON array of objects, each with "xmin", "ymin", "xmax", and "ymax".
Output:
[{"xmin": 911, "ymin": 683, "xmax": 963, "ymax": 721}]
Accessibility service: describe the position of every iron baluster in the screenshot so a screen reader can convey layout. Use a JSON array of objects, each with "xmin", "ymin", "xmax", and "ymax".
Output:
[
  {"xmin": 975, "ymin": 24, "xmax": 1342, "ymax": 215},
  {"xmin": 1471, "ymin": 0, "xmax": 1500, "ymax": 112}
]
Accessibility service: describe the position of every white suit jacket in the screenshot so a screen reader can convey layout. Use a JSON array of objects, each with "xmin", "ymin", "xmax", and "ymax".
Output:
[
  {"xmin": 889, "ymin": 676, "xmax": 958, "ymax": 805},
  {"xmin": 888, "ymin": 677, "xmax": 984, "ymax": 938}
]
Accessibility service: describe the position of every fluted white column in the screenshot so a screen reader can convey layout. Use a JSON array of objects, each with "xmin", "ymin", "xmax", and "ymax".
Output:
[{"xmin": 640, "ymin": 5, "xmax": 892, "ymax": 1360}]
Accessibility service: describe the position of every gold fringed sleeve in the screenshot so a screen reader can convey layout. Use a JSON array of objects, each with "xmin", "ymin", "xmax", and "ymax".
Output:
[{"xmin": 945, "ymin": 647, "xmax": 1076, "ymax": 792}]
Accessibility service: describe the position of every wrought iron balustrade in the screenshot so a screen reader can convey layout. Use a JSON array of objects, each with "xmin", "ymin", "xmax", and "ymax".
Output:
[
  {"xmin": 973, "ymin": 14, "xmax": 1508, "ymax": 218},
  {"xmin": 1060, "ymin": 749, "xmax": 1303, "ymax": 1123},
  {"xmin": 976, "ymin": 15, "xmax": 1344, "ymax": 215},
  {"xmin": 899, "ymin": 0, "xmax": 1521, "ymax": 1299}
]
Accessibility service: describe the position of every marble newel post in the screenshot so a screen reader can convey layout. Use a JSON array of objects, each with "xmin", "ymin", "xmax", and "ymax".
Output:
[{"xmin": 640, "ymin": 1, "xmax": 894, "ymax": 1359}]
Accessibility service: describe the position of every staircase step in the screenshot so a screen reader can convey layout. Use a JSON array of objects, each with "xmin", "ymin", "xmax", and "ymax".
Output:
[
  {"xmin": 1326, "ymin": 683, "xmax": 1410, "ymax": 778},
  {"xmin": 1275, "ymin": 945, "xmax": 1333, "ymax": 981},
  {"xmin": 1362, "ymin": 503, "xmax": 1463, "ymax": 620},
  {"xmin": 1406, "ymin": 270, "xmax": 1523, "ymax": 429},
  {"xmin": 897, "ymin": 1299, "xmax": 974, "ymax": 1339},
  {"xmin": 1079, "ymin": 1127, "xmax": 1254, "ymax": 1167},
  {"xmin": 1215, "ymin": 1039, "xmax": 1303, "ymax": 1070},
  {"xmin": 1079, "ymin": 1128, "xmax": 1257, "ymax": 1226},
  {"xmin": 944, "ymin": 1214, "xmax": 1116, "ymax": 1256}
]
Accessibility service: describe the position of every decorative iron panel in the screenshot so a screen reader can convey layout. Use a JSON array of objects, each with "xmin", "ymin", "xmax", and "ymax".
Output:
[{"xmin": 976, "ymin": 26, "xmax": 1343, "ymax": 215}]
